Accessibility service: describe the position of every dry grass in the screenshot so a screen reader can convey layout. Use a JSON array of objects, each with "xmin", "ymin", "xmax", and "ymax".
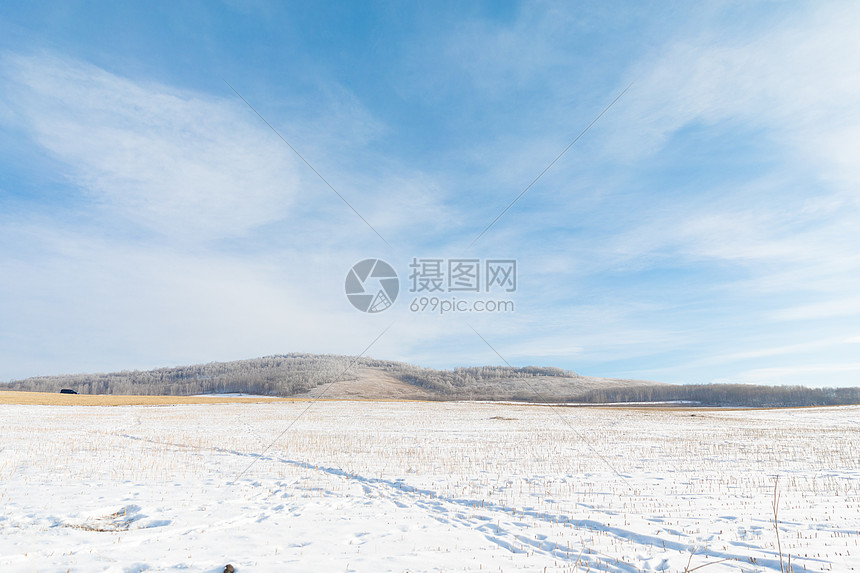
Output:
[
  {"xmin": 0, "ymin": 390, "xmax": 296, "ymax": 406},
  {"xmin": 0, "ymin": 390, "xmax": 444, "ymax": 406},
  {"xmin": 293, "ymin": 367, "xmax": 439, "ymax": 400},
  {"xmin": 2, "ymin": 389, "xmax": 841, "ymax": 410},
  {"xmin": 1, "ymin": 401, "xmax": 857, "ymax": 570}
]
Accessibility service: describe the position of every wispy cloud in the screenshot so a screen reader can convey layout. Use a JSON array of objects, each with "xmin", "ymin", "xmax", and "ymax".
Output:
[
  {"xmin": 729, "ymin": 363, "xmax": 860, "ymax": 386},
  {"xmin": 0, "ymin": 218, "xmax": 407, "ymax": 380},
  {"xmin": 422, "ymin": 3, "xmax": 860, "ymax": 384},
  {"xmin": 2, "ymin": 52, "xmax": 302, "ymax": 241},
  {"xmin": 0, "ymin": 50, "xmax": 463, "ymax": 379},
  {"xmin": 771, "ymin": 297, "xmax": 860, "ymax": 321}
]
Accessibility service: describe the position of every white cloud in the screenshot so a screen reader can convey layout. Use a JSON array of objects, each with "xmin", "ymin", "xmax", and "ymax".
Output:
[
  {"xmin": 603, "ymin": 2, "xmax": 860, "ymax": 247},
  {"xmin": 2, "ymin": 52, "xmax": 302, "ymax": 241},
  {"xmin": 733, "ymin": 363, "xmax": 860, "ymax": 386},
  {"xmin": 0, "ymin": 51, "xmax": 474, "ymax": 379},
  {"xmin": 560, "ymin": 4, "xmax": 860, "ymax": 323},
  {"xmin": 772, "ymin": 297, "xmax": 860, "ymax": 321},
  {"xmin": 464, "ymin": 4, "xmax": 860, "ymax": 384},
  {"xmin": 0, "ymin": 220, "xmax": 401, "ymax": 379},
  {"xmin": 620, "ymin": 4, "xmax": 860, "ymax": 160}
]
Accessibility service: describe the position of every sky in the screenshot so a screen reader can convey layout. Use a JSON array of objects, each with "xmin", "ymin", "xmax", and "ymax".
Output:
[{"xmin": 1, "ymin": 1, "xmax": 859, "ymax": 387}]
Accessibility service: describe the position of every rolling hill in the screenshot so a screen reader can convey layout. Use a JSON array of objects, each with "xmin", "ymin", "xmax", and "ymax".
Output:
[{"xmin": 1, "ymin": 353, "xmax": 658, "ymax": 402}]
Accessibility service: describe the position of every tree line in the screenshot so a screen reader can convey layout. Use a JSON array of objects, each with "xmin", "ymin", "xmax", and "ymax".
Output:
[
  {"xmin": 2, "ymin": 354, "xmax": 362, "ymax": 396},
  {"xmin": 565, "ymin": 383, "xmax": 860, "ymax": 407},
  {"xmin": 2, "ymin": 356, "xmax": 578, "ymax": 398},
  {"xmin": 3, "ymin": 354, "xmax": 859, "ymax": 407}
]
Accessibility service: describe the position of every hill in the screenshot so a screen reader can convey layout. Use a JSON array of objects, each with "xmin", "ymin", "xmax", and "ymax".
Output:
[
  {"xmin": 0, "ymin": 353, "xmax": 657, "ymax": 401},
  {"xmin": 4, "ymin": 354, "xmax": 859, "ymax": 406}
]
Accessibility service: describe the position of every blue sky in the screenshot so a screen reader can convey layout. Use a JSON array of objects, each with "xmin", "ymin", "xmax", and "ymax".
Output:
[{"xmin": 1, "ymin": 1, "xmax": 859, "ymax": 386}]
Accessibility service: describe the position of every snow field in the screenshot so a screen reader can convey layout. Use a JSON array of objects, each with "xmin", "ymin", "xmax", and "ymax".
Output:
[{"xmin": 0, "ymin": 402, "xmax": 858, "ymax": 572}]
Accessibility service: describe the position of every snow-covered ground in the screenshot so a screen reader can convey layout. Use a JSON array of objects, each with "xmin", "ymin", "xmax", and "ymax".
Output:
[{"xmin": 1, "ymin": 402, "xmax": 857, "ymax": 572}]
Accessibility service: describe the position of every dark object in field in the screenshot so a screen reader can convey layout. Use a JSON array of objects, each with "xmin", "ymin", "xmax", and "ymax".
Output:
[
  {"xmin": 60, "ymin": 388, "xmax": 78, "ymax": 394},
  {"xmin": 224, "ymin": 565, "xmax": 235, "ymax": 573}
]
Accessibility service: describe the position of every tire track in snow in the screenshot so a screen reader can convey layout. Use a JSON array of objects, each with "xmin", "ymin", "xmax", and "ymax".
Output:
[{"xmin": 112, "ymin": 431, "xmax": 804, "ymax": 571}]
